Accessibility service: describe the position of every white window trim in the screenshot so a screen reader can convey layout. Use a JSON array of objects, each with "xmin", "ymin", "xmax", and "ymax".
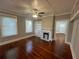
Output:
[
  {"xmin": 1, "ymin": 16, "xmax": 18, "ymax": 37},
  {"xmin": 25, "ymin": 20, "xmax": 33, "ymax": 33}
]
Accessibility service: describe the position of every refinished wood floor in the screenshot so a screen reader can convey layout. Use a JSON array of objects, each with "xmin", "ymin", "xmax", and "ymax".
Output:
[{"xmin": 0, "ymin": 36, "xmax": 72, "ymax": 59}]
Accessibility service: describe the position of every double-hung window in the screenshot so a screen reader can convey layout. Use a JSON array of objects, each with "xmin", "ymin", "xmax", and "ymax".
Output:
[
  {"xmin": 25, "ymin": 20, "xmax": 33, "ymax": 33},
  {"xmin": 1, "ymin": 16, "xmax": 17, "ymax": 37}
]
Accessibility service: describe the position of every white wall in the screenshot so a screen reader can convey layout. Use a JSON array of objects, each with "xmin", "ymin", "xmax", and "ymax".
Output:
[
  {"xmin": 71, "ymin": 18, "xmax": 79, "ymax": 59},
  {"xmin": 42, "ymin": 16, "xmax": 53, "ymax": 31},
  {"xmin": 0, "ymin": 13, "xmax": 34, "ymax": 42}
]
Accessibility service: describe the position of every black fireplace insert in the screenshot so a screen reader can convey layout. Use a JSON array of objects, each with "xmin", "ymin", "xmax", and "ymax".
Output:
[{"xmin": 43, "ymin": 32, "xmax": 49, "ymax": 39}]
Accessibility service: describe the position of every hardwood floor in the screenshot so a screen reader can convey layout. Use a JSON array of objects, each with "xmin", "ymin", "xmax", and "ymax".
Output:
[{"xmin": 0, "ymin": 36, "xmax": 72, "ymax": 59}]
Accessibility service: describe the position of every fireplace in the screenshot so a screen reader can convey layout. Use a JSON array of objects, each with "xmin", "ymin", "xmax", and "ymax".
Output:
[
  {"xmin": 41, "ymin": 30, "xmax": 53, "ymax": 41},
  {"xmin": 43, "ymin": 32, "xmax": 49, "ymax": 39}
]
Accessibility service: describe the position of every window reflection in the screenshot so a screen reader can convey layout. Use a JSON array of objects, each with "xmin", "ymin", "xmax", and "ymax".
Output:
[{"xmin": 26, "ymin": 41, "xmax": 33, "ymax": 53}]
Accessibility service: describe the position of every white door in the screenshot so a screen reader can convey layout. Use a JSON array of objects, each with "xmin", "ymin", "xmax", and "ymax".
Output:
[{"xmin": 34, "ymin": 21, "xmax": 42, "ymax": 37}]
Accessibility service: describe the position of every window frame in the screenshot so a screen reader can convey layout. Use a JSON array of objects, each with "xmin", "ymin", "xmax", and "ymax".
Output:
[
  {"xmin": 0, "ymin": 16, "xmax": 18, "ymax": 37},
  {"xmin": 25, "ymin": 20, "xmax": 33, "ymax": 33}
]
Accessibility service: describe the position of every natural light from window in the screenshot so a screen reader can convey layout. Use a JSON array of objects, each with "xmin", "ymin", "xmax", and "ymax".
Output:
[
  {"xmin": 56, "ymin": 20, "xmax": 68, "ymax": 33},
  {"xmin": 25, "ymin": 20, "xmax": 33, "ymax": 33},
  {"xmin": 1, "ymin": 17, "xmax": 17, "ymax": 36}
]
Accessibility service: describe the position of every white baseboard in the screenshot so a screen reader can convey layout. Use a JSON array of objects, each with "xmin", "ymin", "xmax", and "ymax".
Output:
[
  {"xmin": 65, "ymin": 42, "xmax": 76, "ymax": 59},
  {"xmin": 70, "ymin": 44, "xmax": 76, "ymax": 59},
  {"xmin": 65, "ymin": 42, "xmax": 71, "ymax": 45},
  {"xmin": 0, "ymin": 34, "xmax": 34, "ymax": 46}
]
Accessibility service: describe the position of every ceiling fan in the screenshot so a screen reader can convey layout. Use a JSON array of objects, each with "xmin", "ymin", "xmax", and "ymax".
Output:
[{"xmin": 32, "ymin": 8, "xmax": 45, "ymax": 18}]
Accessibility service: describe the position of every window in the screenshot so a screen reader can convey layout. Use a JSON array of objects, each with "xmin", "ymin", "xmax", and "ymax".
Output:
[
  {"xmin": 1, "ymin": 16, "xmax": 17, "ymax": 36},
  {"xmin": 25, "ymin": 20, "xmax": 33, "ymax": 33},
  {"xmin": 55, "ymin": 20, "xmax": 68, "ymax": 33}
]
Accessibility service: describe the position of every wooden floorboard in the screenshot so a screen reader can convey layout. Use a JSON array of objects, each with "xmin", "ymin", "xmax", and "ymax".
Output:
[{"xmin": 0, "ymin": 36, "xmax": 72, "ymax": 59}]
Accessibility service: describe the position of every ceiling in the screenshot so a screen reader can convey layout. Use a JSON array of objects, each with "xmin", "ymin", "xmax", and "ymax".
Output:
[{"xmin": 0, "ymin": 0, "xmax": 76, "ymax": 16}]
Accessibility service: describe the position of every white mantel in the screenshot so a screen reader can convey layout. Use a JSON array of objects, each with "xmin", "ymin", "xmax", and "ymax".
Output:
[{"xmin": 40, "ymin": 30, "xmax": 53, "ymax": 41}]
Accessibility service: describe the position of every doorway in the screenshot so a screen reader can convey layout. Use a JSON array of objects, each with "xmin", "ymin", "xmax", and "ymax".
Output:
[{"xmin": 55, "ymin": 20, "xmax": 68, "ymax": 42}]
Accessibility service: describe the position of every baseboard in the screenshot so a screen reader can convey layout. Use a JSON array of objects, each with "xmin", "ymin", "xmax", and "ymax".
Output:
[
  {"xmin": 65, "ymin": 42, "xmax": 76, "ymax": 59},
  {"xmin": 65, "ymin": 42, "xmax": 71, "ymax": 45},
  {"xmin": 0, "ymin": 34, "xmax": 34, "ymax": 46},
  {"xmin": 70, "ymin": 44, "xmax": 77, "ymax": 59}
]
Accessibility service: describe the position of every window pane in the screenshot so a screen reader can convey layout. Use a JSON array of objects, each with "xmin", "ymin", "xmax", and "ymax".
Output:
[
  {"xmin": 26, "ymin": 20, "xmax": 33, "ymax": 33},
  {"xmin": 56, "ymin": 20, "xmax": 68, "ymax": 33},
  {"xmin": 1, "ymin": 17, "xmax": 17, "ymax": 36}
]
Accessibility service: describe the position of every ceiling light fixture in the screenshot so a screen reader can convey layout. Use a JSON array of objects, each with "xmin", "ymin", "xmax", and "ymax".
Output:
[
  {"xmin": 32, "ymin": 8, "xmax": 39, "ymax": 18},
  {"xmin": 33, "ymin": 14, "xmax": 38, "ymax": 18}
]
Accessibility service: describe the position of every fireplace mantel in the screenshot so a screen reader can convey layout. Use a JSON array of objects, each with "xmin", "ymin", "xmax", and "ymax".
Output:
[{"xmin": 40, "ymin": 30, "xmax": 53, "ymax": 41}]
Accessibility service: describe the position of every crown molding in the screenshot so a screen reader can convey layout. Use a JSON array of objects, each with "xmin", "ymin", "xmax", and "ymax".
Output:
[
  {"xmin": 70, "ymin": 0, "xmax": 79, "ymax": 21},
  {"xmin": 70, "ymin": 10, "xmax": 79, "ymax": 21},
  {"xmin": 0, "ymin": 8, "xmax": 28, "ymax": 17},
  {"xmin": 71, "ymin": 0, "xmax": 79, "ymax": 13},
  {"xmin": 38, "ymin": 12, "xmax": 71, "ymax": 19},
  {"xmin": 55, "ymin": 12, "xmax": 71, "ymax": 16}
]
